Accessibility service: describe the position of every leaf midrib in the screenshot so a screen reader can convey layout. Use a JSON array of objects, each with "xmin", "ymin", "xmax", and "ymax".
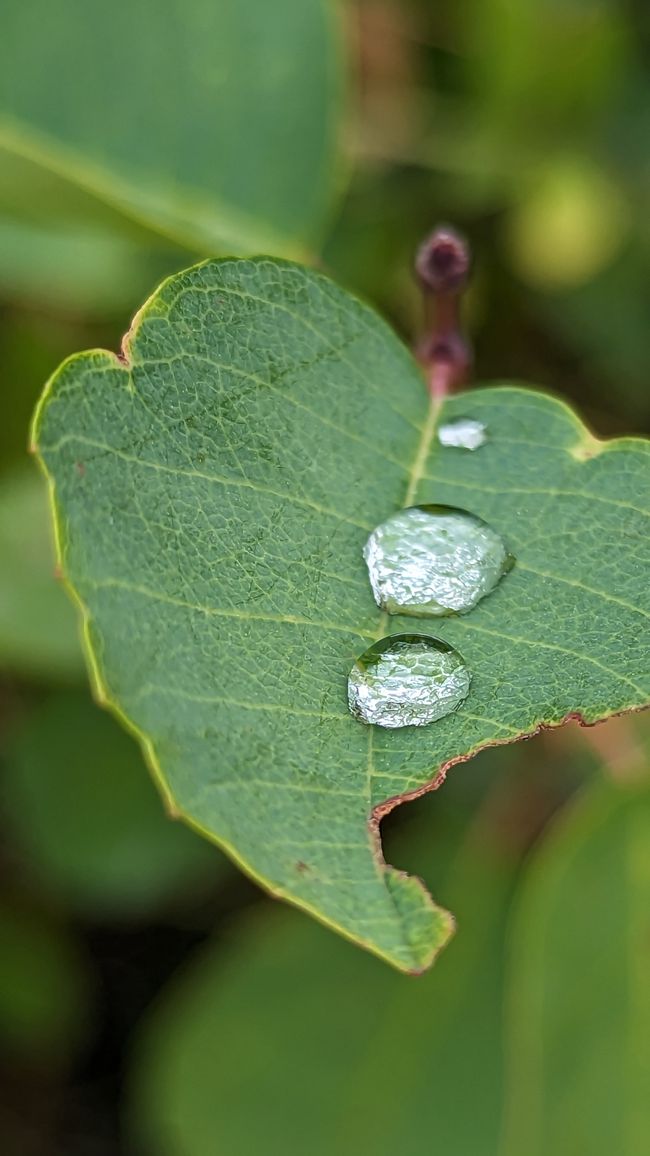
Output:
[
  {"xmin": 0, "ymin": 118, "xmax": 309, "ymax": 258},
  {"xmin": 365, "ymin": 390, "xmax": 441, "ymax": 949}
]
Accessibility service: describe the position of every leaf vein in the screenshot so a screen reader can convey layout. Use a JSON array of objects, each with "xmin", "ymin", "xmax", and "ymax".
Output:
[
  {"xmin": 85, "ymin": 577, "xmax": 376, "ymax": 640},
  {"xmin": 44, "ymin": 433, "xmax": 374, "ymax": 532}
]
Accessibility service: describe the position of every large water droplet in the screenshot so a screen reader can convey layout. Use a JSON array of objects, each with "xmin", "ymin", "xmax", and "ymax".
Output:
[
  {"xmin": 438, "ymin": 417, "xmax": 487, "ymax": 450},
  {"xmin": 348, "ymin": 633, "xmax": 471, "ymax": 728},
  {"xmin": 364, "ymin": 504, "xmax": 513, "ymax": 616}
]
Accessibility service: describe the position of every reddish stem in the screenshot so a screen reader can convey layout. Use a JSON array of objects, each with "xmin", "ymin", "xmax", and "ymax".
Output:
[{"xmin": 415, "ymin": 226, "xmax": 472, "ymax": 398}]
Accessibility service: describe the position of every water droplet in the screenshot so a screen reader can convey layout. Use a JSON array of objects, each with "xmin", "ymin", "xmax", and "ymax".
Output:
[
  {"xmin": 364, "ymin": 505, "xmax": 513, "ymax": 616},
  {"xmin": 438, "ymin": 418, "xmax": 487, "ymax": 450},
  {"xmin": 348, "ymin": 633, "xmax": 471, "ymax": 728}
]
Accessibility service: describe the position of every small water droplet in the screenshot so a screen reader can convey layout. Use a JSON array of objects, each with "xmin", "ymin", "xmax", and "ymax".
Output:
[
  {"xmin": 438, "ymin": 418, "xmax": 487, "ymax": 450},
  {"xmin": 364, "ymin": 505, "xmax": 513, "ymax": 616},
  {"xmin": 348, "ymin": 633, "xmax": 471, "ymax": 728}
]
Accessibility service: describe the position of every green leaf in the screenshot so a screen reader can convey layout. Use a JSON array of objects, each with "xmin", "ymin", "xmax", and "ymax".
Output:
[
  {"xmin": 0, "ymin": 216, "xmax": 180, "ymax": 316},
  {"xmin": 3, "ymin": 691, "xmax": 223, "ymax": 917},
  {"xmin": 32, "ymin": 258, "xmax": 650, "ymax": 971},
  {"xmin": 131, "ymin": 785, "xmax": 515, "ymax": 1156},
  {"xmin": 0, "ymin": 469, "xmax": 82, "ymax": 679},
  {"xmin": 0, "ymin": 902, "xmax": 93, "ymax": 1062},
  {"xmin": 539, "ymin": 241, "xmax": 650, "ymax": 420},
  {"xmin": 501, "ymin": 779, "xmax": 650, "ymax": 1156},
  {"xmin": 1, "ymin": 0, "xmax": 343, "ymax": 256}
]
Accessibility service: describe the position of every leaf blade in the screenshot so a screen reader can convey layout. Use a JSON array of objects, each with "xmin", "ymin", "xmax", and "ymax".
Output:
[
  {"xmin": 1, "ymin": 0, "xmax": 344, "ymax": 255},
  {"xmin": 32, "ymin": 258, "xmax": 650, "ymax": 969}
]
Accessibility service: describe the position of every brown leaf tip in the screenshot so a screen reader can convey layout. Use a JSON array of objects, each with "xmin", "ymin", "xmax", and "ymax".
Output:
[{"xmin": 415, "ymin": 226, "xmax": 471, "ymax": 294}]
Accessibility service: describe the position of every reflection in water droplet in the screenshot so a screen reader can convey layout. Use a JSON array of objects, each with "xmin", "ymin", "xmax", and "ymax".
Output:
[
  {"xmin": 364, "ymin": 505, "xmax": 513, "ymax": 616},
  {"xmin": 348, "ymin": 634, "xmax": 471, "ymax": 728},
  {"xmin": 438, "ymin": 418, "xmax": 487, "ymax": 450}
]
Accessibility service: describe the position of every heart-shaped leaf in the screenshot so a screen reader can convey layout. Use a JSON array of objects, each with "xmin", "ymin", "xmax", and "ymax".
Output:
[{"xmin": 32, "ymin": 258, "xmax": 650, "ymax": 971}]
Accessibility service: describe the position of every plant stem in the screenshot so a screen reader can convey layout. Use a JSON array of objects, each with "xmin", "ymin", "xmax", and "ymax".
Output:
[{"xmin": 415, "ymin": 225, "xmax": 471, "ymax": 398}]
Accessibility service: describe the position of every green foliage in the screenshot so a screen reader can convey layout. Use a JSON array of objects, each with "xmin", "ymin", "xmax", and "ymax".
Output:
[
  {"xmin": 0, "ymin": 217, "xmax": 180, "ymax": 315},
  {"xmin": 465, "ymin": 0, "xmax": 626, "ymax": 135},
  {"xmin": 502, "ymin": 778, "xmax": 650, "ymax": 1156},
  {"xmin": 0, "ymin": 469, "xmax": 81, "ymax": 678},
  {"xmin": 33, "ymin": 257, "xmax": 650, "ymax": 969},
  {"xmin": 3, "ymin": 691, "xmax": 223, "ymax": 916},
  {"xmin": 0, "ymin": 903, "xmax": 92, "ymax": 1062},
  {"xmin": 0, "ymin": 0, "xmax": 343, "ymax": 255},
  {"xmin": 539, "ymin": 246, "xmax": 650, "ymax": 420},
  {"xmin": 2, "ymin": 1, "xmax": 650, "ymax": 1147}
]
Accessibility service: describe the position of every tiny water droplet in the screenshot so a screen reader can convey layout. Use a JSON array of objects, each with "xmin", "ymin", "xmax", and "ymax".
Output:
[
  {"xmin": 348, "ymin": 634, "xmax": 471, "ymax": 728},
  {"xmin": 438, "ymin": 417, "xmax": 487, "ymax": 450},
  {"xmin": 364, "ymin": 505, "xmax": 513, "ymax": 616}
]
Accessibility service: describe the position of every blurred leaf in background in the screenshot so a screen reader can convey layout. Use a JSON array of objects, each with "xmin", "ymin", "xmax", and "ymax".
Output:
[
  {"xmin": 0, "ymin": 469, "xmax": 81, "ymax": 680},
  {"xmin": 2, "ymin": 692, "xmax": 225, "ymax": 918},
  {"xmin": 0, "ymin": 902, "xmax": 93, "ymax": 1064},
  {"xmin": 502, "ymin": 775, "xmax": 650, "ymax": 1156},
  {"xmin": 0, "ymin": 216, "xmax": 184, "ymax": 319},
  {"xmin": 0, "ymin": 0, "xmax": 345, "ymax": 257}
]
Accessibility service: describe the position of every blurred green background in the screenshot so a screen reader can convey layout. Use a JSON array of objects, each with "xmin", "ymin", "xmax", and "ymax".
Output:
[{"xmin": 1, "ymin": 1, "xmax": 649, "ymax": 1153}]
